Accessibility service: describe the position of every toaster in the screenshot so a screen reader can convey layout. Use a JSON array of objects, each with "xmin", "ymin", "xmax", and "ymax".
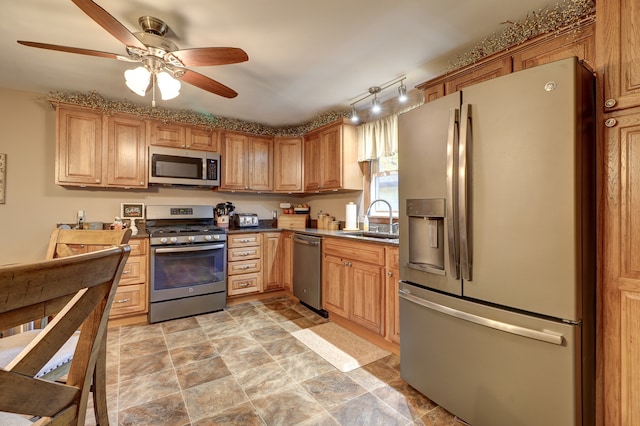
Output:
[{"xmin": 233, "ymin": 213, "xmax": 260, "ymax": 228}]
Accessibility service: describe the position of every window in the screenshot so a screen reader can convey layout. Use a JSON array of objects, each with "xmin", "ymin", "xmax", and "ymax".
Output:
[{"xmin": 369, "ymin": 153, "xmax": 398, "ymax": 217}]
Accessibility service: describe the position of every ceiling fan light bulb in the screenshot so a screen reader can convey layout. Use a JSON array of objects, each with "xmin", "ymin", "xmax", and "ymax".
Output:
[
  {"xmin": 157, "ymin": 71, "xmax": 181, "ymax": 100},
  {"xmin": 124, "ymin": 66, "xmax": 150, "ymax": 96}
]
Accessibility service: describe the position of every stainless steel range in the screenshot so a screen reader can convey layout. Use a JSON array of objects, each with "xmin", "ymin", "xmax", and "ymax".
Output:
[{"xmin": 146, "ymin": 205, "xmax": 227, "ymax": 323}]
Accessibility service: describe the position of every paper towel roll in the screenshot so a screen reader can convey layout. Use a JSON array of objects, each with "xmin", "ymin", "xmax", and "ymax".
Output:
[{"xmin": 345, "ymin": 202, "xmax": 358, "ymax": 230}]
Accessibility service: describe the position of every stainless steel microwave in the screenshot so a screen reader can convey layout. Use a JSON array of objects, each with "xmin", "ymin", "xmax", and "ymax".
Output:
[{"xmin": 149, "ymin": 146, "xmax": 220, "ymax": 187}]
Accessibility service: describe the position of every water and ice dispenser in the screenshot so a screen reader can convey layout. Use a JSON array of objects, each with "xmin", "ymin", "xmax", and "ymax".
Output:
[{"xmin": 406, "ymin": 198, "xmax": 446, "ymax": 275}]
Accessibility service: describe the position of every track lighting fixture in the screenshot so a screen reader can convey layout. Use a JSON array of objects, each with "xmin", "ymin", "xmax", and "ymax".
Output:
[{"xmin": 349, "ymin": 76, "xmax": 407, "ymax": 122}]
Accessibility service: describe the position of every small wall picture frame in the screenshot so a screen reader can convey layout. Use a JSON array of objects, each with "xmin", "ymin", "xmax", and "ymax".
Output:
[{"xmin": 121, "ymin": 203, "xmax": 144, "ymax": 219}]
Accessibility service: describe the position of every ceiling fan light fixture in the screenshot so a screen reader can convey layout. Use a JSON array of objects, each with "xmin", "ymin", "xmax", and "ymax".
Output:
[
  {"xmin": 157, "ymin": 71, "xmax": 181, "ymax": 100},
  {"xmin": 124, "ymin": 66, "xmax": 151, "ymax": 96}
]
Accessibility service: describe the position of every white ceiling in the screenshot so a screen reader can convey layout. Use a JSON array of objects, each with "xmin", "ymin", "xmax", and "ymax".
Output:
[{"xmin": 1, "ymin": 0, "xmax": 553, "ymax": 127}]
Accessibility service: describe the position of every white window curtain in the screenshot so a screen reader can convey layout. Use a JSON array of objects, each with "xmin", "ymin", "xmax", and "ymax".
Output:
[{"xmin": 357, "ymin": 114, "xmax": 398, "ymax": 169}]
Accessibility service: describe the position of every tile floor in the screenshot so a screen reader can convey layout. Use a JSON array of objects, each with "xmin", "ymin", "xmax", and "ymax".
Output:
[{"xmin": 88, "ymin": 296, "xmax": 460, "ymax": 426}]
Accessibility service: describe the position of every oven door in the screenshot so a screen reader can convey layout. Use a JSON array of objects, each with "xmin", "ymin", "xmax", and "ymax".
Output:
[{"xmin": 150, "ymin": 243, "xmax": 226, "ymax": 302}]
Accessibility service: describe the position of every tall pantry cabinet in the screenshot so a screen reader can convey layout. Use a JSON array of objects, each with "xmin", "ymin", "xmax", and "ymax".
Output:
[{"xmin": 597, "ymin": 0, "xmax": 640, "ymax": 424}]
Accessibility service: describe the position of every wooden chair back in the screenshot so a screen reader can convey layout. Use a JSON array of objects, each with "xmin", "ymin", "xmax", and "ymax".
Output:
[
  {"xmin": 46, "ymin": 228, "xmax": 133, "ymax": 259},
  {"xmin": 0, "ymin": 245, "xmax": 130, "ymax": 425}
]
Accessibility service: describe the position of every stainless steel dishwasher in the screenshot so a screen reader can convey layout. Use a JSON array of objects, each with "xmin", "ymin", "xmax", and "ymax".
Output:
[{"xmin": 293, "ymin": 233, "xmax": 327, "ymax": 317}]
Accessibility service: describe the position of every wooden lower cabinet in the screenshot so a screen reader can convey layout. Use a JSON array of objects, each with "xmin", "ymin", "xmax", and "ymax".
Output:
[
  {"xmin": 322, "ymin": 238, "xmax": 385, "ymax": 335},
  {"xmin": 263, "ymin": 232, "xmax": 285, "ymax": 291},
  {"xmin": 601, "ymin": 106, "xmax": 640, "ymax": 425},
  {"xmin": 109, "ymin": 238, "xmax": 148, "ymax": 322},
  {"xmin": 385, "ymin": 246, "xmax": 400, "ymax": 344},
  {"xmin": 227, "ymin": 231, "xmax": 291, "ymax": 297},
  {"xmin": 227, "ymin": 233, "xmax": 262, "ymax": 296}
]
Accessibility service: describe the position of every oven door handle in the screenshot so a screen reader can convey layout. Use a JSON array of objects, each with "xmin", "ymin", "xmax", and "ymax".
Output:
[{"xmin": 154, "ymin": 243, "xmax": 225, "ymax": 253}]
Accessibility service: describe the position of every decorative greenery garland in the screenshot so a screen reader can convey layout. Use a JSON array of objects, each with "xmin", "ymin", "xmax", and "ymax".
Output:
[{"xmin": 46, "ymin": 0, "xmax": 594, "ymax": 136}]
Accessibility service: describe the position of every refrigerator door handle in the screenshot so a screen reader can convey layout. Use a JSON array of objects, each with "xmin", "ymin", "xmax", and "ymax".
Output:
[
  {"xmin": 458, "ymin": 103, "xmax": 472, "ymax": 281},
  {"xmin": 446, "ymin": 108, "xmax": 460, "ymax": 279},
  {"xmin": 398, "ymin": 289, "xmax": 565, "ymax": 345}
]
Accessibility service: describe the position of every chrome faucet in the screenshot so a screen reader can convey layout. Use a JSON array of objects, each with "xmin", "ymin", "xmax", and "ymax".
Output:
[{"xmin": 366, "ymin": 199, "xmax": 394, "ymax": 228}]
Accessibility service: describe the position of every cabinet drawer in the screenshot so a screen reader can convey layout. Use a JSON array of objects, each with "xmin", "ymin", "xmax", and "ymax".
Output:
[
  {"xmin": 228, "ymin": 246, "xmax": 261, "ymax": 262},
  {"xmin": 228, "ymin": 273, "xmax": 262, "ymax": 296},
  {"xmin": 228, "ymin": 233, "xmax": 261, "ymax": 248},
  {"xmin": 228, "ymin": 259, "xmax": 261, "ymax": 275},
  {"xmin": 323, "ymin": 238, "xmax": 385, "ymax": 265},
  {"xmin": 128, "ymin": 239, "xmax": 147, "ymax": 256},
  {"xmin": 109, "ymin": 283, "xmax": 147, "ymax": 318},
  {"xmin": 119, "ymin": 255, "xmax": 147, "ymax": 285}
]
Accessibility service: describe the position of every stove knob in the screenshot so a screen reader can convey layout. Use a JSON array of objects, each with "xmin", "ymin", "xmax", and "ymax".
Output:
[
  {"xmin": 188, "ymin": 236, "xmax": 196, "ymax": 242},
  {"xmin": 160, "ymin": 237, "xmax": 168, "ymax": 244},
  {"xmin": 170, "ymin": 237, "xmax": 178, "ymax": 244},
  {"xmin": 213, "ymin": 234, "xmax": 220, "ymax": 240},
  {"xmin": 204, "ymin": 235, "xmax": 213, "ymax": 241}
]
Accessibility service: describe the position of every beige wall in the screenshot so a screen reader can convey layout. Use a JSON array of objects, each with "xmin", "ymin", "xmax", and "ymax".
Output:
[{"xmin": 0, "ymin": 87, "xmax": 364, "ymax": 264}]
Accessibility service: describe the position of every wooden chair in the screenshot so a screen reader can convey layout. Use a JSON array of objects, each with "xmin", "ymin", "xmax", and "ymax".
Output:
[
  {"xmin": 0, "ymin": 245, "xmax": 130, "ymax": 425},
  {"xmin": 44, "ymin": 228, "xmax": 132, "ymax": 425}
]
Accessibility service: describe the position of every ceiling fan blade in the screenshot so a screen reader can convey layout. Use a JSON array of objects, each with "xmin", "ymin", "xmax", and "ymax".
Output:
[
  {"xmin": 180, "ymin": 69, "xmax": 238, "ymax": 98},
  {"xmin": 170, "ymin": 47, "xmax": 249, "ymax": 67},
  {"xmin": 18, "ymin": 40, "xmax": 122, "ymax": 60},
  {"xmin": 71, "ymin": 0, "xmax": 146, "ymax": 49}
]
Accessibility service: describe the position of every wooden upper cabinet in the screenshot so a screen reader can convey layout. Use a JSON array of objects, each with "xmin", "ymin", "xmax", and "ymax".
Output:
[
  {"xmin": 150, "ymin": 121, "xmax": 219, "ymax": 152},
  {"xmin": 512, "ymin": 22, "xmax": 595, "ymax": 71},
  {"xmin": 105, "ymin": 115, "xmax": 147, "ymax": 188},
  {"xmin": 303, "ymin": 120, "xmax": 362, "ymax": 193},
  {"xmin": 220, "ymin": 131, "xmax": 273, "ymax": 191},
  {"xmin": 56, "ymin": 106, "xmax": 147, "ymax": 188},
  {"xmin": 56, "ymin": 106, "xmax": 103, "ymax": 186},
  {"xmin": 422, "ymin": 82, "xmax": 445, "ymax": 103},
  {"xmin": 444, "ymin": 57, "xmax": 513, "ymax": 93},
  {"xmin": 186, "ymin": 126, "xmax": 220, "ymax": 152},
  {"xmin": 274, "ymin": 137, "xmax": 303, "ymax": 193},
  {"xmin": 150, "ymin": 121, "xmax": 186, "ymax": 148},
  {"xmin": 597, "ymin": 0, "xmax": 640, "ymax": 111}
]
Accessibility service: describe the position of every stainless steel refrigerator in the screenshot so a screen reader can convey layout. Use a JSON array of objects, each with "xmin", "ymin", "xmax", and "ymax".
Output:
[{"xmin": 398, "ymin": 57, "xmax": 595, "ymax": 426}]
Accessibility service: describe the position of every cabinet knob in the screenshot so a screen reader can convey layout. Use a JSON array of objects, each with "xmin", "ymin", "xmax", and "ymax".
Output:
[
  {"xmin": 604, "ymin": 99, "xmax": 617, "ymax": 108},
  {"xmin": 95, "ymin": 179, "xmax": 101, "ymax": 183},
  {"xmin": 605, "ymin": 118, "xmax": 617, "ymax": 128},
  {"xmin": 388, "ymin": 271, "xmax": 393, "ymax": 276},
  {"xmin": 115, "ymin": 298, "xmax": 130, "ymax": 304}
]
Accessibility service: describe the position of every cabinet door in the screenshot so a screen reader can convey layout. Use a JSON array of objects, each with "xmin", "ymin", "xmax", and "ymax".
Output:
[
  {"xmin": 220, "ymin": 132, "xmax": 248, "ymax": 190},
  {"xmin": 56, "ymin": 107, "xmax": 103, "ymax": 186},
  {"xmin": 274, "ymin": 137, "xmax": 303, "ymax": 193},
  {"xmin": 512, "ymin": 22, "xmax": 594, "ymax": 72},
  {"xmin": 150, "ymin": 121, "xmax": 186, "ymax": 148},
  {"xmin": 385, "ymin": 247, "xmax": 400, "ymax": 344},
  {"xmin": 248, "ymin": 136, "xmax": 273, "ymax": 191},
  {"xmin": 444, "ymin": 57, "xmax": 512, "ymax": 93},
  {"xmin": 322, "ymin": 254, "xmax": 349, "ymax": 317},
  {"xmin": 281, "ymin": 231, "xmax": 294, "ymax": 292},
  {"xmin": 349, "ymin": 260, "xmax": 384, "ymax": 335},
  {"xmin": 602, "ymin": 106, "xmax": 640, "ymax": 425},
  {"xmin": 320, "ymin": 125, "xmax": 342, "ymax": 190},
  {"xmin": 263, "ymin": 232, "xmax": 284, "ymax": 291},
  {"xmin": 304, "ymin": 132, "xmax": 322, "ymax": 191},
  {"xmin": 106, "ymin": 115, "xmax": 147, "ymax": 188},
  {"xmin": 598, "ymin": 0, "xmax": 640, "ymax": 111},
  {"xmin": 187, "ymin": 126, "xmax": 219, "ymax": 152}
]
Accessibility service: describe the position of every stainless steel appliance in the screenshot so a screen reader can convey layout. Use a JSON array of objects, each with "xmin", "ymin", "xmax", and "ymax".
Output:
[
  {"xmin": 233, "ymin": 213, "xmax": 259, "ymax": 228},
  {"xmin": 149, "ymin": 146, "xmax": 220, "ymax": 187},
  {"xmin": 293, "ymin": 233, "xmax": 327, "ymax": 317},
  {"xmin": 146, "ymin": 205, "xmax": 227, "ymax": 323},
  {"xmin": 398, "ymin": 57, "xmax": 595, "ymax": 426}
]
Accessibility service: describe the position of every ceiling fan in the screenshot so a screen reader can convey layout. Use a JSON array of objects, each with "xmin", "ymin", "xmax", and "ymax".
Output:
[{"xmin": 17, "ymin": 0, "xmax": 248, "ymax": 105}]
